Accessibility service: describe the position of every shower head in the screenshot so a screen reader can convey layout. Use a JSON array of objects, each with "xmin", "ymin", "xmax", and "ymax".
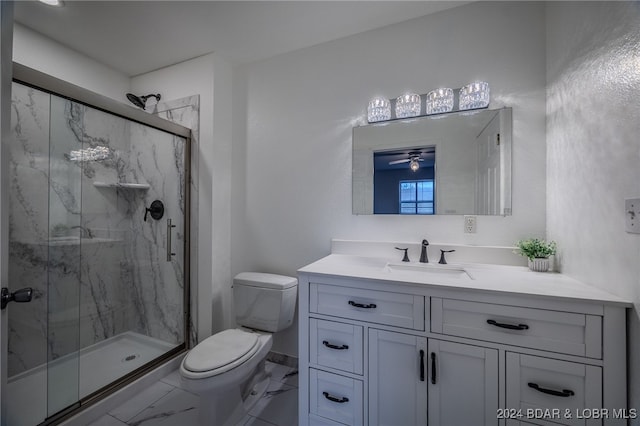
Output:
[{"xmin": 126, "ymin": 93, "xmax": 161, "ymax": 110}]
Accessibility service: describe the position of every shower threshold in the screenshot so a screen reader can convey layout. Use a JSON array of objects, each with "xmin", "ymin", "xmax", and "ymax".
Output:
[{"xmin": 7, "ymin": 331, "xmax": 175, "ymax": 426}]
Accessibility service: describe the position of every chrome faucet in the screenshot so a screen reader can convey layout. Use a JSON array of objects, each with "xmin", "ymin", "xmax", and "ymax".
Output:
[
  {"xmin": 70, "ymin": 225, "xmax": 94, "ymax": 239},
  {"xmin": 419, "ymin": 239, "xmax": 429, "ymax": 263}
]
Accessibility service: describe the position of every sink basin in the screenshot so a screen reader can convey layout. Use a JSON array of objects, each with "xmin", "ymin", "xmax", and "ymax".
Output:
[{"xmin": 384, "ymin": 262, "xmax": 473, "ymax": 280}]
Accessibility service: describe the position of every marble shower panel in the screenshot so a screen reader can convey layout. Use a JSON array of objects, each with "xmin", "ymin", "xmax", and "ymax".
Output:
[
  {"xmin": 122, "ymin": 121, "xmax": 186, "ymax": 345},
  {"xmin": 154, "ymin": 95, "xmax": 199, "ymax": 346}
]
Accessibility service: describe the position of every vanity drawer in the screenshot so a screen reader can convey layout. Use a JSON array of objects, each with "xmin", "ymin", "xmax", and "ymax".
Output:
[
  {"xmin": 310, "ymin": 368, "xmax": 363, "ymax": 426},
  {"xmin": 310, "ymin": 319, "xmax": 363, "ymax": 375},
  {"xmin": 431, "ymin": 298, "xmax": 602, "ymax": 358},
  {"xmin": 310, "ymin": 283, "xmax": 425, "ymax": 330},
  {"xmin": 506, "ymin": 353, "xmax": 602, "ymax": 426}
]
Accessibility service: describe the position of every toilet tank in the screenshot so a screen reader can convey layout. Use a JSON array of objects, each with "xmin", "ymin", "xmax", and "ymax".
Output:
[{"xmin": 233, "ymin": 272, "xmax": 298, "ymax": 332}]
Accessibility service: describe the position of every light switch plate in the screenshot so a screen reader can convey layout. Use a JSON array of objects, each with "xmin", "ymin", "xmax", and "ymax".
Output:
[{"xmin": 625, "ymin": 198, "xmax": 640, "ymax": 234}]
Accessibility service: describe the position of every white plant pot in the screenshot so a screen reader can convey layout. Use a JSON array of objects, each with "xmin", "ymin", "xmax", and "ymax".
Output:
[{"xmin": 528, "ymin": 258, "xmax": 550, "ymax": 272}]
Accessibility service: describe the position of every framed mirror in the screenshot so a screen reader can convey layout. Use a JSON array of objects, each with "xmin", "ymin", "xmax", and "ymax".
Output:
[{"xmin": 353, "ymin": 107, "xmax": 512, "ymax": 215}]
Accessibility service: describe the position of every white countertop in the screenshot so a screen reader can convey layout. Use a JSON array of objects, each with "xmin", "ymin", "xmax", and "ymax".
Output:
[{"xmin": 298, "ymin": 254, "xmax": 633, "ymax": 307}]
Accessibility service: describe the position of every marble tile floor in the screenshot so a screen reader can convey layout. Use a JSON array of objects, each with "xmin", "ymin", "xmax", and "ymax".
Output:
[{"xmin": 89, "ymin": 361, "xmax": 299, "ymax": 426}]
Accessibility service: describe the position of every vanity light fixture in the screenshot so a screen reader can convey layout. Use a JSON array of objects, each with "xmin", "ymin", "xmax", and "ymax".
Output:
[
  {"xmin": 395, "ymin": 93, "xmax": 421, "ymax": 118},
  {"xmin": 459, "ymin": 81, "xmax": 490, "ymax": 110},
  {"xmin": 365, "ymin": 82, "xmax": 490, "ymax": 124},
  {"xmin": 426, "ymin": 88, "xmax": 454, "ymax": 115},
  {"xmin": 367, "ymin": 97, "xmax": 392, "ymax": 123}
]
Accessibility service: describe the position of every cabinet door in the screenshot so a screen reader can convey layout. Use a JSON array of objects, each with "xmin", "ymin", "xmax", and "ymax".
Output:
[
  {"xmin": 369, "ymin": 329, "xmax": 428, "ymax": 426},
  {"xmin": 429, "ymin": 340, "xmax": 499, "ymax": 426}
]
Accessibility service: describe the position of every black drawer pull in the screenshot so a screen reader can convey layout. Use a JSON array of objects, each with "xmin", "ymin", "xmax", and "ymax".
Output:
[
  {"xmin": 323, "ymin": 391, "xmax": 349, "ymax": 403},
  {"xmin": 348, "ymin": 300, "xmax": 377, "ymax": 309},
  {"xmin": 419, "ymin": 350, "xmax": 425, "ymax": 382},
  {"xmin": 430, "ymin": 352, "xmax": 437, "ymax": 385},
  {"xmin": 528, "ymin": 382, "xmax": 575, "ymax": 397},
  {"xmin": 487, "ymin": 319, "xmax": 529, "ymax": 331},
  {"xmin": 323, "ymin": 340, "xmax": 349, "ymax": 350}
]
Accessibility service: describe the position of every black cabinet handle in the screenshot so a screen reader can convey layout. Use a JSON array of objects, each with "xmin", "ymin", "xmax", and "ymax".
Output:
[
  {"xmin": 348, "ymin": 300, "xmax": 377, "ymax": 309},
  {"xmin": 528, "ymin": 382, "xmax": 575, "ymax": 397},
  {"xmin": 323, "ymin": 391, "xmax": 349, "ymax": 403},
  {"xmin": 487, "ymin": 319, "xmax": 529, "ymax": 331},
  {"xmin": 430, "ymin": 352, "xmax": 437, "ymax": 385},
  {"xmin": 419, "ymin": 350, "xmax": 425, "ymax": 382},
  {"xmin": 322, "ymin": 340, "xmax": 349, "ymax": 350}
]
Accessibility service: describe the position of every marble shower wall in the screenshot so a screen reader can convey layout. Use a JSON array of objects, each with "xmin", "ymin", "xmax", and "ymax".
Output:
[
  {"xmin": 8, "ymin": 82, "xmax": 188, "ymax": 377},
  {"xmin": 153, "ymin": 95, "xmax": 199, "ymax": 346}
]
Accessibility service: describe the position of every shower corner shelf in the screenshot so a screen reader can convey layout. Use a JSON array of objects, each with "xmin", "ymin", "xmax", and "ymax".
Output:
[{"xmin": 93, "ymin": 182, "xmax": 150, "ymax": 190}]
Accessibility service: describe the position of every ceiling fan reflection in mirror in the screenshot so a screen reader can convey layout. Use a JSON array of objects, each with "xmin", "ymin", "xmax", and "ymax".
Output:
[{"xmin": 389, "ymin": 151, "xmax": 424, "ymax": 171}]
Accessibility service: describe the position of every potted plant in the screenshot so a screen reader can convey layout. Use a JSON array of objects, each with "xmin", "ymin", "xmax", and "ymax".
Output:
[{"xmin": 514, "ymin": 238, "xmax": 557, "ymax": 272}]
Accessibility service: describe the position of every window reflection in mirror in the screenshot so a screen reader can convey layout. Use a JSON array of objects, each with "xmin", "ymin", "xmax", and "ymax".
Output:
[
  {"xmin": 353, "ymin": 107, "xmax": 512, "ymax": 216},
  {"xmin": 373, "ymin": 147, "xmax": 436, "ymax": 214}
]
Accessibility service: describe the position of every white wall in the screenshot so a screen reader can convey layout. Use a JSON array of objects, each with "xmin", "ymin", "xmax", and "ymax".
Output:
[
  {"xmin": 545, "ymin": 1, "xmax": 640, "ymax": 415},
  {"xmin": 131, "ymin": 53, "xmax": 235, "ymax": 340},
  {"xmin": 13, "ymin": 23, "xmax": 129, "ymax": 102},
  {"xmin": 233, "ymin": 1, "xmax": 547, "ymax": 356}
]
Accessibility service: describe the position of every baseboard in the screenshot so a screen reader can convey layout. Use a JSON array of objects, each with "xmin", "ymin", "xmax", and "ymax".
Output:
[{"xmin": 266, "ymin": 351, "xmax": 298, "ymax": 368}]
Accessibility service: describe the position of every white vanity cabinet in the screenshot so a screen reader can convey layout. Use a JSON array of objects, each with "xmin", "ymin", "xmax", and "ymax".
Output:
[{"xmin": 298, "ymin": 255, "xmax": 630, "ymax": 426}]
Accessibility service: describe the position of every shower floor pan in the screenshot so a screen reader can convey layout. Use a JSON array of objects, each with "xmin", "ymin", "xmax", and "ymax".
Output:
[{"xmin": 7, "ymin": 331, "xmax": 175, "ymax": 426}]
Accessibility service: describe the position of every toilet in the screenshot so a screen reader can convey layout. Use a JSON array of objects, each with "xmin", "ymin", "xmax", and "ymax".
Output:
[{"xmin": 180, "ymin": 272, "xmax": 298, "ymax": 426}]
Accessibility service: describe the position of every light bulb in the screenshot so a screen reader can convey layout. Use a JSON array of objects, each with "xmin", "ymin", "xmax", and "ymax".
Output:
[
  {"xmin": 367, "ymin": 97, "xmax": 391, "ymax": 123},
  {"xmin": 459, "ymin": 81, "xmax": 490, "ymax": 110},
  {"xmin": 395, "ymin": 93, "xmax": 421, "ymax": 118},
  {"xmin": 410, "ymin": 158, "xmax": 420, "ymax": 172},
  {"xmin": 426, "ymin": 88, "xmax": 454, "ymax": 115},
  {"xmin": 38, "ymin": 0, "xmax": 64, "ymax": 6}
]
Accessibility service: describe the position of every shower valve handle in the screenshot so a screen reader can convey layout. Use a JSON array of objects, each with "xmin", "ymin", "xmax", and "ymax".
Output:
[
  {"xmin": 144, "ymin": 200, "xmax": 165, "ymax": 222},
  {"xmin": 1, "ymin": 287, "xmax": 33, "ymax": 310}
]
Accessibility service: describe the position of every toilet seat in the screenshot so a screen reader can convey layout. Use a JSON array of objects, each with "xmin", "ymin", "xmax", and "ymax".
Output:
[{"xmin": 183, "ymin": 329, "xmax": 260, "ymax": 378}]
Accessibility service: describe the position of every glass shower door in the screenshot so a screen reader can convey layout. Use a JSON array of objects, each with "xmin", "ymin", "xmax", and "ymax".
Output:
[
  {"xmin": 46, "ymin": 94, "xmax": 83, "ymax": 416},
  {"xmin": 7, "ymin": 81, "xmax": 189, "ymax": 425},
  {"xmin": 6, "ymin": 81, "xmax": 51, "ymax": 426}
]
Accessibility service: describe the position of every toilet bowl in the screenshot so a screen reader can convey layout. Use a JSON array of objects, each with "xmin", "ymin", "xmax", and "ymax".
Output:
[{"xmin": 180, "ymin": 272, "xmax": 297, "ymax": 426}]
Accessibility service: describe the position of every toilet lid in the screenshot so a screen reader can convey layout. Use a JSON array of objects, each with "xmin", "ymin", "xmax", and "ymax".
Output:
[{"xmin": 183, "ymin": 329, "xmax": 259, "ymax": 373}]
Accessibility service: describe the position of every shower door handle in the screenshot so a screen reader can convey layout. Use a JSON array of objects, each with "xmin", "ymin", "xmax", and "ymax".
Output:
[
  {"xmin": 167, "ymin": 219, "xmax": 176, "ymax": 261},
  {"xmin": 1, "ymin": 287, "xmax": 33, "ymax": 310}
]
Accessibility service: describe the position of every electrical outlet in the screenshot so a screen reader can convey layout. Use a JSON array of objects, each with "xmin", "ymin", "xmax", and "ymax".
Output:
[
  {"xmin": 626, "ymin": 198, "xmax": 640, "ymax": 234},
  {"xmin": 464, "ymin": 215, "xmax": 477, "ymax": 233}
]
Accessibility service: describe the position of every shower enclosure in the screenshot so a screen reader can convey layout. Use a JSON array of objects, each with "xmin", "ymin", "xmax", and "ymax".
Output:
[{"xmin": 5, "ymin": 65, "xmax": 190, "ymax": 425}]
